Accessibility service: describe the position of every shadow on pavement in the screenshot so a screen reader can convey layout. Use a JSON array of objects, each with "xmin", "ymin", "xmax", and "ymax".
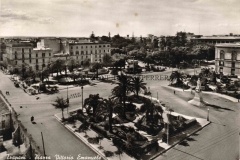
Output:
[{"xmin": 206, "ymin": 104, "xmax": 235, "ymax": 112}]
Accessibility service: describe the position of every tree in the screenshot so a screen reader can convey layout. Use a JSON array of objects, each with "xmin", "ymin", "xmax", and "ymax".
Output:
[
  {"xmin": 51, "ymin": 59, "xmax": 65, "ymax": 77},
  {"xmin": 98, "ymin": 98, "xmax": 118, "ymax": 133},
  {"xmin": 84, "ymin": 94, "xmax": 103, "ymax": 116},
  {"xmin": 112, "ymin": 73, "xmax": 132, "ymax": 117},
  {"xmin": 131, "ymin": 76, "xmax": 146, "ymax": 97},
  {"xmin": 169, "ymin": 71, "xmax": 183, "ymax": 85},
  {"xmin": 102, "ymin": 54, "xmax": 113, "ymax": 65},
  {"xmin": 83, "ymin": 59, "xmax": 91, "ymax": 68},
  {"xmin": 52, "ymin": 97, "xmax": 69, "ymax": 119}
]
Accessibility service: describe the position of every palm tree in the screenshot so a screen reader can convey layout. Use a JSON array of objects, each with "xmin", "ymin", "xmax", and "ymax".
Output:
[
  {"xmin": 98, "ymin": 98, "xmax": 118, "ymax": 133},
  {"xmin": 169, "ymin": 71, "xmax": 183, "ymax": 85},
  {"xmin": 131, "ymin": 76, "xmax": 146, "ymax": 97},
  {"xmin": 112, "ymin": 73, "xmax": 132, "ymax": 117},
  {"xmin": 52, "ymin": 97, "xmax": 69, "ymax": 120},
  {"xmin": 84, "ymin": 94, "xmax": 103, "ymax": 116}
]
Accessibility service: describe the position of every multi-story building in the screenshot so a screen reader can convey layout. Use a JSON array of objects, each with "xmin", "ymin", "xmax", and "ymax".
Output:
[
  {"xmin": 215, "ymin": 43, "xmax": 240, "ymax": 75},
  {"xmin": 68, "ymin": 42, "xmax": 111, "ymax": 65},
  {"xmin": 191, "ymin": 36, "xmax": 240, "ymax": 45},
  {"xmin": 5, "ymin": 42, "xmax": 54, "ymax": 72}
]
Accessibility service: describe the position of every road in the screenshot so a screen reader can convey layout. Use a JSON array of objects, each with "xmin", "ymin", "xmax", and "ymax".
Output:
[{"xmin": 0, "ymin": 67, "xmax": 239, "ymax": 160}]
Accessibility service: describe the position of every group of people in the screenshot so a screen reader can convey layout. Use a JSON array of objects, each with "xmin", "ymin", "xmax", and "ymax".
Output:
[{"xmin": 5, "ymin": 91, "xmax": 10, "ymax": 95}]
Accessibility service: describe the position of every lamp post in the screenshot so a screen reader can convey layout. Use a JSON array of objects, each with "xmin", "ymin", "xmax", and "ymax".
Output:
[
  {"xmin": 67, "ymin": 86, "xmax": 69, "ymax": 114},
  {"xmin": 207, "ymin": 108, "xmax": 210, "ymax": 121},
  {"xmin": 81, "ymin": 86, "xmax": 83, "ymax": 110}
]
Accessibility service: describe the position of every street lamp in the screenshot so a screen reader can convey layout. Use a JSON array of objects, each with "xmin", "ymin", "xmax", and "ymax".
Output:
[
  {"xmin": 81, "ymin": 86, "xmax": 83, "ymax": 110},
  {"xmin": 207, "ymin": 108, "xmax": 210, "ymax": 121}
]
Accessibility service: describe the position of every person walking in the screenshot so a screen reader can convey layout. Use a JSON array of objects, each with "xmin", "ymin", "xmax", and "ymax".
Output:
[{"xmin": 31, "ymin": 116, "xmax": 34, "ymax": 122}]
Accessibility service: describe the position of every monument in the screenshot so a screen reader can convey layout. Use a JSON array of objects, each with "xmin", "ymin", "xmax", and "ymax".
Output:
[{"xmin": 188, "ymin": 78, "xmax": 207, "ymax": 107}]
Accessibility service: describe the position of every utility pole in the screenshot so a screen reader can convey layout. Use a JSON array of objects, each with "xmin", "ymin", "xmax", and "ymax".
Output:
[{"xmin": 41, "ymin": 132, "xmax": 46, "ymax": 157}]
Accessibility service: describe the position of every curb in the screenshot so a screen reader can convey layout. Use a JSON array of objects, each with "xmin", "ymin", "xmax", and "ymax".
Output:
[
  {"xmin": 163, "ymin": 86, "xmax": 238, "ymax": 103},
  {"xmin": 53, "ymin": 114, "xmax": 108, "ymax": 160},
  {"xmin": 150, "ymin": 121, "xmax": 211, "ymax": 160}
]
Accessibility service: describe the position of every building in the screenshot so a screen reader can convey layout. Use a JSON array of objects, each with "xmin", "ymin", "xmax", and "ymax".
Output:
[
  {"xmin": 191, "ymin": 36, "xmax": 240, "ymax": 45},
  {"xmin": 4, "ymin": 42, "xmax": 54, "ymax": 72},
  {"xmin": 215, "ymin": 43, "xmax": 240, "ymax": 75},
  {"xmin": 68, "ymin": 42, "xmax": 111, "ymax": 65}
]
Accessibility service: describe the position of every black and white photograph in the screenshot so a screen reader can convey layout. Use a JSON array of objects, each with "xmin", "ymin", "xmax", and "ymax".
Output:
[{"xmin": 0, "ymin": 0, "xmax": 239, "ymax": 159}]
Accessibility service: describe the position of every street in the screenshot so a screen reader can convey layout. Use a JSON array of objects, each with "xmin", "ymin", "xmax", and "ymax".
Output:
[{"xmin": 0, "ymin": 67, "xmax": 239, "ymax": 160}]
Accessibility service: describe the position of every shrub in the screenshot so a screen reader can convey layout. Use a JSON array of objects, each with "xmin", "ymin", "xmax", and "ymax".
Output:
[{"xmin": 104, "ymin": 151, "xmax": 114, "ymax": 157}]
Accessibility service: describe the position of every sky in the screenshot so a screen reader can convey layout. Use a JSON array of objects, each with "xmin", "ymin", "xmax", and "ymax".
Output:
[{"xmin": 0, "ymin": 0, "xmax": 240, "ymax": 37}]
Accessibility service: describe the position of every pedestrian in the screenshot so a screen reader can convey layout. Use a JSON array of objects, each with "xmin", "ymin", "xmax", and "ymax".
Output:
[
  {"xmin": 174, "ymin": 90, "xmax": 175, "ymax": 94},
  {"xmin": 31, "ymin": 116, "xmax": 34, "ymax": 122}
]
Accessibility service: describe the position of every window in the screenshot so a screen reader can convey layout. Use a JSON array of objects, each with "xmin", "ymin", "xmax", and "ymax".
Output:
[
  {"xmin": 86, "ymin": 46, "xmax": 88, "ymax": 48},
  {"xmin": 29, "ymin": 49, "xmax": 31, "ymax": 53},
  {"xmin": 36, "ymin": 53, "xmax": 38, "ymax": 58},
  {"xmin": 86, "ymin": 56, "xmax": 88, "ymax": 58},
  {"xmin": 76, "ymin": 46, "xmax": 78, "ymax": 49},
  {"xmin": 70, "ymin": 52, "xmax": 73, "ymax": 56},
  {"xmin": 219, "ymin": 61, "xmax": 224, "ymax": 66},
  {"xmin": 15, "ymin": 61, "xmax": 17, "ymax": 65},
  {"xmin": 76, "ymin": 51, "xmax": 79, "ymax": 55},
  {"xmin": 99, "ymin": 45, "xmax": 101, "ymax": 48},
  {"xmin": 22, "ymin": 59, "xmax": 24, "ymax": 63},
  {"xmin": 91, "ymin": 46, "xmax": 92, "ymax": 48},
  {"xmin": 2, "ymin": 120, "xmax": 5, "ymax": 129},
  {"xmin": 42, "ymin": 64, "xmax": 46, "ymax": 68},
  {"xmin": 49, "ymin": 53, "xmax": 51, "ymax": 56},
  {"xmin": 81, "ymin": 46, "xmax": 83, "ymax": 49},
  {"xmin": 231, "ymin": 69, "xmax": 235, "ymax": 75},
  {"xmin": 29, "ymin": 59, "xmax": 31, "ymax": 63},
  {"xmin": 36, "ymin": 65, "xmax": 39, "ymax": 70},
  {"xmin": 36, "ymin": 59, "xmax": 38, "ymax": 63},
  {"xmin": 86, "ymin": 51, "xmax": 88, "ymax": 55},
  {"xmin": 43, "ymin": 59, "xmax": 45, "ymax": 63},
  {"xmin": 22, "ymin": 53, "xmax": 24, "ymax": 59},
  {"xmin": 104, "ymin": 50, "xmax": 105, "ymax": 53},
  {"xmin": 220, "ymin": 50, "xmax": 224, "ymax": 59},
  {"xmin": 219, "ymin": 67, "xmax": 223, "ymax": 73},
  {"xmin": 91, "ymin": 51, "xmax": 92, "ymax": 54},
  {"xmin": 71, "ymin": 46, "xmax": 73, "ymax": 49},
  {"xmin": 81, "ymin": 56, "xmax": 83, "ymax": 59},
  {"xmin": 95, "ymin": 55, "xmax": 97, "ymax": 58},
  {"xmin": 99, "ymin": 50, "xmax": 101, "ymax": 53},
  {"xmin": 232, "ymin": 62, "xmax": 235, "ymax": 68},
  {"xmin": 29, "ymin": 54, "xmax": 31, "ymax": 59},
  {"xmin": 232, "ymin": 51, "xmax": 237, "ymax": 60},
  {"xmin": 95, "ymin": 46, "xmax": 97, "ymax": 48},
  {"xmin": 81, "ymin": 51, "xmax": 84, "ymax": 55},
  {"xmin": 42, "ymin": 53, "xmax": 45, "ymax": 58},
  {"xmin": 22, "ymin": 48, "xmax": 24, "ymax": 53},
  {"xmin": 95, "ymin": 50, "xmax": 97, "ymax": 54},
  {"xmin": 15, "ymin": 53, "xmax": 17, "ymax": 60},
  {"xmin": 103, "ymin": 45, "xmax": 105, "ymax": 47},
  {"xmin": 77, "ymin": 56, "xmax": 78, "ymax": 59}
]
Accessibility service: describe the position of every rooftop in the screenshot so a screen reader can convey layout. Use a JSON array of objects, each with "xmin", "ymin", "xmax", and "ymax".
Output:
[
  {"xmin": 191, "ymin": 36, "xmax": 240, "ymax": 40},
  {"xmin": 69, "ymin": 42, "xmax": 110, "ymax": 45},
  {"xmin": 6, "ymin": 43, "xmax": 33, "ymax": 47},
  {"xmin": 33, "ymin": 47, "xmax": 52, "ymax": 51},
  {"xmin": 215, "ymin": 43, "xmax": 240, "ymax": 48}
]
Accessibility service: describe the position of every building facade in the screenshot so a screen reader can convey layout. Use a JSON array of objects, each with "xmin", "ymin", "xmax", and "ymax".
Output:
[
  {"xmin": 191, "ymin": 36, "xmax": 240, "ymax": 45},
  {"xmin": 5, "ymin": 43, "xmax": 54, "ymax": 72},
  {"xmin": 215, "ymin": 43, "xmax": 240, "ymax": 75},
  {"xmin": 69, "ymin": 42, "xmax": 111, "ymax": 64}
]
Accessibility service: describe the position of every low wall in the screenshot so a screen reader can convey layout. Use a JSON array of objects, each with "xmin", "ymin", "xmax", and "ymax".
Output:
[{"xmin": 0, "ymin": 90, "xmax": 44, "ymax": 159}]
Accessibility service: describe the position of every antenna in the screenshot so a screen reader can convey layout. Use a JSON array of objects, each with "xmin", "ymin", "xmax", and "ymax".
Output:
[{"xmin": 199, "ymin": 23, "xmax": 200, "ymax": 35}]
